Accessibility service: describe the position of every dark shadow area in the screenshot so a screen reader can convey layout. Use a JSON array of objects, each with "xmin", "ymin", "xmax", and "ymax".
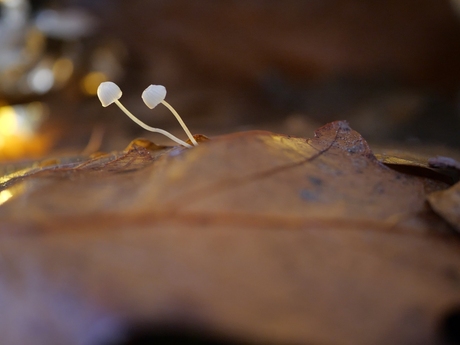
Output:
[
  {"xmin": 439, "ymin": 307, "xmax": 460, "ymax": 345},
  {"xmin": 102, "ymin": 324, "xmax": 255, "ymax": 345}
]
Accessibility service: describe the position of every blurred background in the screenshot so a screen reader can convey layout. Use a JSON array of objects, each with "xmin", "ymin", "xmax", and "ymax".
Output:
[{"xmin": 1, "ymin": 0, "xmax": 460, "ymax": 160}]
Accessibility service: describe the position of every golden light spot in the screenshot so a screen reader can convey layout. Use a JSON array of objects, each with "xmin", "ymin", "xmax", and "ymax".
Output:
[
  {"xmin": 53, "ymin": 58, "xmax": 74, "ymax": 85},
  {"xmin": 0, "ymin": 190, "xmax": 13, "ymax": 206},
  {"xmin": 0, "ymin": 103, "xmax": 51, "ymax": 160},
  {"xmin": 261, "ymin": 134, "xmax": 312, "ymax": 161},
  {"xmin": 0, "ymin": 106, "xmax": 18, "ymax": 137},
  {"xmin": 81, "ymin": 71, "xmax": 107, "ymax": 95},
  {"xmin": 0, "ymin": 183, "xmax": 26, "ymax": 205},
  {"xmin": 24, "ymin": 28, "xmax": 46, "ymax": 57}
]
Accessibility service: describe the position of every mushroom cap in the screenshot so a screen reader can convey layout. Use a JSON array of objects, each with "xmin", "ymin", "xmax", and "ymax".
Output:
[
  {"xmin": 97, "ymin": 81, "xmax": 122, "ymax": 107},
  {"xmin": 142, "ymin": 84, "xmax": 167, "ymax": 109}
]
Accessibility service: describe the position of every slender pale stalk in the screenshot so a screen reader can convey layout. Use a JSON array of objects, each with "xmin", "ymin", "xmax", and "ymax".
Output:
[
  {"xmin": 114, "ymin": 100, "xmax": 192, "ymax": 148},
  {"xmin": 160, "ymin": 100, "xmax": 198, "ymax": 146}
]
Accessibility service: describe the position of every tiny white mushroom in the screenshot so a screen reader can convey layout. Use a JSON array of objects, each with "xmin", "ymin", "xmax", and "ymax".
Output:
[
  {"xmin": 142, "ymin": 84, "xmax": 198, "ymax": 146},
  {"xmin": 97, "ymin": 81, "xmax": 122, "ymax": 107},
  {"xmin": 97, "ymin": 82, "xmax": 192, "ymax": 148},
  {"xmin": 142, "ymin": 84, "xmax": 166, "ymax": 109}
]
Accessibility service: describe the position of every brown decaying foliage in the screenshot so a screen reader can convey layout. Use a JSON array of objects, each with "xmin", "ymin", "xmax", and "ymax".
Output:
[{"xmin": 1, "ymin": 122, "xmax": 460, "ymax": 344}]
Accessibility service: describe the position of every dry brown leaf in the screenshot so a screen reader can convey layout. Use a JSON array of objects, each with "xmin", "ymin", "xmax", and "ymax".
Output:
[
  {"xmin": 374, "ymin": 151, "xmax": 460, "ymax": 232},
  {"xmin": 0, "ymin": 138, "xmax": 172, "ymax": 191},
  {"xmin": 1, "ymin": 121, "xmax": 460, "ymax": 345},
  {"xmin": 375, "ymin": 149, "xmax": 460, "ymax": 186},
  {"xmin": 428, "ymin": 183, "xmax": 460, "ymax": 232},
  {"xmin": 0, "ymin": 121, "xmax": 451, "ymax": 231}
]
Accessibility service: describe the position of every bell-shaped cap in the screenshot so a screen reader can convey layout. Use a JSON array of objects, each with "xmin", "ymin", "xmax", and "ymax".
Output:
[
  {"xmin": 142, "ymin": 84, "xmax": 167, "ymax": 109},
  {"xmin": 97, "ymin": 81, "xmax": 122, "ymax": 107}
]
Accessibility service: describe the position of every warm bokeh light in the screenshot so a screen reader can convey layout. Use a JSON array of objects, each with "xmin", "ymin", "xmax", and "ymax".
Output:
[
  {"xmin": 0, "ymin": 102, "xmax": 52, "ymax": 160},
  {"xmin": 0, "ymin": 182, "xmax": 26, "ymax": 205},
  {"xmin": 52, "ymin": 57, "xmax": 74, "ymax": 86},
  {"xmin": 0, "ymin": 106, "xmax": 19, "ymax": 137},
  {"xmin": 0, "ymin": 189, "xmax": 13, "ymax": 205},
  {"xmin": 81, "ymin": 71, "xmax": 107, "ymax": 95}
]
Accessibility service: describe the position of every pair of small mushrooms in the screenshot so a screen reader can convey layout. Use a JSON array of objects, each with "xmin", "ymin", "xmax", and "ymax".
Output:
[{"xmin": 97, "ymin": 82, "xmax": 198, "ymax": 148}]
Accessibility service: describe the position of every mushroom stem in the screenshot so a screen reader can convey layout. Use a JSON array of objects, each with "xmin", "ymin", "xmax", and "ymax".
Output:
[
  {"xmin": 114, "ymin": 100, "xmax": 192, "ymax": 148},
  {"xmin": 160, "ymin": 100, "xmax": 198, "ymax": 146}
]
